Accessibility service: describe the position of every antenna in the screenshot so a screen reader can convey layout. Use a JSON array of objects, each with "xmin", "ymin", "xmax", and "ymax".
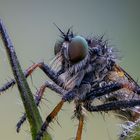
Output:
[{"xmin": 53, "ymin": 23, "xmax": 65, "ymax": 37}]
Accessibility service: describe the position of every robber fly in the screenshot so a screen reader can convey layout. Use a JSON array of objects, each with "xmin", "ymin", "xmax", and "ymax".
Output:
[{"xmin": 0, "ymin": 20, "xmax": 140, "ymax": 140}]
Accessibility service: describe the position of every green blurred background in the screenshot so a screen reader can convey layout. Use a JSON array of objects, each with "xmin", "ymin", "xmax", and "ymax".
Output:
[{"xmin": 0, "ymin": 0, "xmax": 140, "ymax": 140}]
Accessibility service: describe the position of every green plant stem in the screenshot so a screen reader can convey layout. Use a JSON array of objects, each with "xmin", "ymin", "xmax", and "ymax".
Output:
[{"xmin": 0, "ymin": 19, "xmax": 52, "ymax": 140}]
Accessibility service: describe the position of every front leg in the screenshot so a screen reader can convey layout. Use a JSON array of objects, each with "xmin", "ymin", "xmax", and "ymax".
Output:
[{"xmin": 0, "ymin": 62, "xmax": 63, "ymax": 93}]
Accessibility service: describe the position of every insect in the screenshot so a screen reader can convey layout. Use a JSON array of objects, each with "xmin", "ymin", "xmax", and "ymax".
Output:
[{"xmin": 0, "ymin": 21, "xmax": 140, "ymax": 140}]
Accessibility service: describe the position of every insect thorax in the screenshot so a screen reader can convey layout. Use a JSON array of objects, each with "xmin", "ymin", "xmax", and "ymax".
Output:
[{"xmin": 51, "ymin": 36, "xmax": 117, "ymax": 91}]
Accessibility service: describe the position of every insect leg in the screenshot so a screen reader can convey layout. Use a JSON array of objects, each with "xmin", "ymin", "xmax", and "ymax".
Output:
[
  {"xmin": 35, "ymin": 81, "xmax": 66, "ymax": 105},
  {"xmin": 16, "ymin": 80, "xmax": 67, "ymax": 132},
  {"xmin": 0, "ymin": 62, "xmax": 62, "ymax": 93},
  {"xmin": 74, "ymin": 103, "xmax": 84, "ymax": 140},
  {"xmin": 35, "ymin": 89, "xmax": 78, "ymax": 140},
  {"xmin": 85, "ymin": 82, "xmax": 140, "ymax": 101},
  {"xmin": 76, "ymin": 115, "xmax": 84, "ymax": 140},
  {"xmin": 36, "ymin": 100, "xmax": 64, "ymax": 140},
  {"xmin": 84, "ymin": 99, "xmax": 140, "ymax": 112}
]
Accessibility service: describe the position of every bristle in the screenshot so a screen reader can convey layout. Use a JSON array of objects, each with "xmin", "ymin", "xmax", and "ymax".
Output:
[{"xmin": 0, "ymin": 79, "xmax": 15, "ymax": 93}]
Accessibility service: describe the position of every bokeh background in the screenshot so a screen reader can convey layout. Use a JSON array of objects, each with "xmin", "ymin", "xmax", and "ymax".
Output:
[{"xmin": 0, "ymin": 0, "xmax": 140, "ymax": 140}]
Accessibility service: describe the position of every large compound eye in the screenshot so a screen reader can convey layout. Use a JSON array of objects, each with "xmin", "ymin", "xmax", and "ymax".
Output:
[{"xmin": 68, "ymin": 36, "xmax": 88, "ymax": 63}]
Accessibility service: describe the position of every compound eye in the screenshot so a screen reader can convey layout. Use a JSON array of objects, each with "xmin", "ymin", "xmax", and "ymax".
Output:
[
  {"xmin": 54, "ymin": 41, "xmax": 63, "ymax": 55},
  {"xmin": 68, "ymin": 36, "xmax": 88, "ymax": 63}
]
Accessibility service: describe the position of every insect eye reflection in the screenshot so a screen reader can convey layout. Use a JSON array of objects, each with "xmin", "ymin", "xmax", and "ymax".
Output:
[{"xmin": 54, "ymin": 36, "xmax": 89, "ymax": 63}]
